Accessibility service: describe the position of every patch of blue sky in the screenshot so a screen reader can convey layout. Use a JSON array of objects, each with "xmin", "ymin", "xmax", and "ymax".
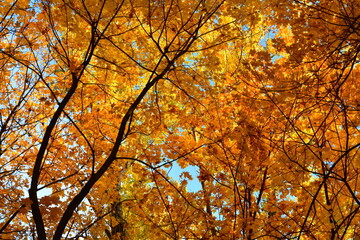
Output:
[
  {"xmin": 165, "ymin": 161, "xmax": 202, "ymax": 192},
  {"xmin": 243, "ymin": 23, "xmax": 284, "ymax": 63},
  {"xmin": 260, "ymin": 26, "xmax": 285, "ymax": 63}
]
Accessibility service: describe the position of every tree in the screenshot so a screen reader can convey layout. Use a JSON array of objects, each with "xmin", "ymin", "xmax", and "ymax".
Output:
[{"xmin": 0, "ymin": 0, "xmax": 360, "ymax": 239}]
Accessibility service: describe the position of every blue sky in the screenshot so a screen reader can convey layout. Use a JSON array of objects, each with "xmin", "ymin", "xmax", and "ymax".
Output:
[{"xmin": 166, "ymin": 162, "xmax": 202, "ymax": 192}]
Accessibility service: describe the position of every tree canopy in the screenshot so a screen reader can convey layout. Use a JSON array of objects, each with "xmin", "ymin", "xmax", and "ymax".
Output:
[{"xmin": 1, "ymin": 0, "xmax": 360, "ymax": 239}]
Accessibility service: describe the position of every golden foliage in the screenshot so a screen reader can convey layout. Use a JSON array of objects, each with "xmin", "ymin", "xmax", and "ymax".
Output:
[{"xmin": 0, "ymin": 0, "xmax": 360, "ymax": 239}]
